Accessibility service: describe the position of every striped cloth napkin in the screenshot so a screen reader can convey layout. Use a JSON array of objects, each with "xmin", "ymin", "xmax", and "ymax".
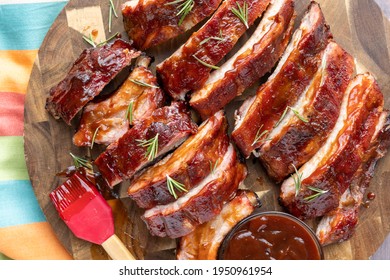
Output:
[{"xmin": 0, "ymin": 0, "xmax": 71, "ymax": 260}]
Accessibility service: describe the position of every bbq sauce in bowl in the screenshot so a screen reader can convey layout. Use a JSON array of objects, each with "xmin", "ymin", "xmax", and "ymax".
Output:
[{"xmin": 218, "ymin": 211, "xmax": 323, "ymax": 260}]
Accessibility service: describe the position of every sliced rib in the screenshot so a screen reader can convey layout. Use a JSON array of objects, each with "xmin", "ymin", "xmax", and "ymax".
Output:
[
  {"xmin": 46, "ymin": 39, "xmax": 141, "ymax": 124},
  {"xmin": 280, "ymin": 73, "xmax": 385, "ymax": 220},
  {"xmin": 190, "ymin": 0, "xmax": 295, "ymax": 120},
  {"xmin": 316, "ymin": 112, "xmax": 390, "ymax": 245},
  {"xmin": 156, "ymin": 0, "xmax": 271, "ymax": 100},
  {"xmin": 122, "ymin": 0, "xmax": 223, "ymax": 50},
  {"xmin": 231, "ymin": 2, "xmax": 332, "ymax": 158},
  {"xmin": 176, "ymin": 190, "xmax": 260, "ymax": 260},
  {"xmin": 142, "ymin": 144, "xmax": 247, "ymax": 238},
  {"xmin": 128, "ymin": 110, "xmax": 229, "ymax": 209},
  {"xmin": 94, "ymin": 102, "xmax": 197, "ymax": 188},
  {"xmin": 259, "ymin": 42, "xmax": 355, "ymax": 183},
  {"xmin": 73, "ymin": 56, "xmax": 165, "ymax": 147}
]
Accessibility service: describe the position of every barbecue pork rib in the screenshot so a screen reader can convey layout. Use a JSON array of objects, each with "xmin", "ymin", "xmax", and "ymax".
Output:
[
  {"xmin": 142, "ymin": 144, "xmax": 247, "ymax": 238},
  {"xmin": 176, "ymin": 190, "xmax": 260, "ymax": 260},
  {"xmin": 46, "ymin": 39, "xmax": 141, "ymax": 124},
  {"xmin": 156, "ymin": 0, "xmax": 271, "ymax": 101},
  {"xmin": 316, "ymin": 112, "xmax": 390, "ymax": 245},
  {"xmin": 259, "ymin": 41, "xmax": 355, "ymax": 183},
  {"xmin": 190, "ymin": 0, "xmax": 295, "ymax": 120},
  {"xmin": 280, "ymin": 73, "xmax": 386, "ymax": 220},
  {"xmin": 94, "ymin": 102, "xmax": 197, "ymax": 188},
  {"xmin": 128, "ymin": 110, "xmax": 229, "ymax": 209},
  {"xmin": 231, "ymin": 2, "xmax": 332, "ymax": 158},
  {"xmin": 73, "ymin": 56, "xmax": 165, "ymax": 147},
  {"xmin": 122, "ymin": 0, "xmax": 223, "ymax": 50}
]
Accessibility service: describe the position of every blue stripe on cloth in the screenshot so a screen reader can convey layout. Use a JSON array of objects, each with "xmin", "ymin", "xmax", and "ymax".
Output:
[
  {"xmin": 0, "ymin": 1, "xmax": 67, "ymax": 50},
  {"xmin": 0, "ymin": 180, "xmax": 46, "ymax": 227}
]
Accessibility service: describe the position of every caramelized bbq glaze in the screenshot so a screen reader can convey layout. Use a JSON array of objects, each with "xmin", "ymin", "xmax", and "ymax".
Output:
[
  {"xmin": 122, "ymin": 0, "xmax": 223, "ymax": 50},
  {"xmin": 46, "ymin": 39, "xmax": 141, "ymax": 124}
]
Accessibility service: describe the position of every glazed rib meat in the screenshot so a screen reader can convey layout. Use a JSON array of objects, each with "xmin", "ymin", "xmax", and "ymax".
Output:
[
  {"xmin": 280, "ymin": 73, "xmax": 386, "ymax": 220},
  {"xmin": 45, "ymin": 39, "xmax": 141, "ymax": 124},
  {"xmin": 122, "ymin": 0, "xmax": 223, "ymax": 50},
  {"xmin": 156, "ymin": 0, "xmax": 271, "ymax": 100},
  {"xmin": 177, "ymin": 190, "xmax": 260, "ymax": 260},
  {"xmin": 231, "ymin": 2, "xmax": 332, "ymax": 158},
  {"xmin": 142, "ymin": 144, "xmax": 247, "ymax": 238},
  {"xmin": 128, "ymin": 111, "xmax": 229, "ymax": 209},
  {"xmin": 190, "ymin": 0, "xmax": 295, "ymax": 120},
  {"xmin": 316, "ymin": 112, "xmax": 390, "ymax": 245},
  {"xmin": 94, "ymin": 102, "xmax": 197, "ymax": 188},
  {"xmin": 73, "ymin": 56, "xmax": 165, "ymax": 147},
  {"xmin": 259, "ymin": 42, "xmax": 355, "ymax": 183}
]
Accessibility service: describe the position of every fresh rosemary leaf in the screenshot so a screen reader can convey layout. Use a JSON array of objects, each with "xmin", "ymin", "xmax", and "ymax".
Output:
[
  {"xmin": 303, "ymin": 186, "xmax": 328, "ymax": 202},
  {"xmin": 82, "ymin": 34, "xmax": 97, "ymax": 47},
  {"xmin": 209, "ymin": 159, "xmax": 219, "ymax": 174},
  {"xmin": 130, "ymin": 79, "xmax": 160, "ymax": 88},
  {"xmin": 290, "ymin": 107, "xmax": 309, "ymax": 123},
  {"xmin": 109, "ymin": 0, "xmax": 118, "ymax": 18},
  {"xmin": 166, "ymin": 0, "xmax": 194, "ymax": 26},
  {"xmin": 90, "ymin": 126, "xmax": 100, "ymax": 149},
  {"xmin": 125, "ymin": 101, "xmax": 134, "ymax": 125},
  {"xmin": 108, "ymin": 4, "xmax": 113, "ymax": 33},
  {"xmin": 232, "ymin": 1, "xmax": 249, "ymax": 29},
  {"xmin": 274, "ymin": 106, "xmax": 289, "ymax": 128},
  {"xmin": 166, "ymin": 175, "xmax": 188, "ymax": 199},
  {"xmin": 136, "ymin": 133, "xmax": 159, "ymax": 161},
  {"xmin": 69, "ymin": 153, "xmax": 93, "ymax": 171},
  {"xmin": 96, "ymin": 32, "xmax": 120, "ymax": 47},
  {"xmin": 292, "ymin": 164, "xmax": 302, "ymax": 197},
  {"xmin": 200, "ymin": 30, "xmax": 225, "ymax": 45},
  {"xmin": 192, "ymin": 55, "xmax": 220, "ymax": 70},
  {"xmin": 251, "ymin": 125, "xmax": 269, "ymax": 146}
]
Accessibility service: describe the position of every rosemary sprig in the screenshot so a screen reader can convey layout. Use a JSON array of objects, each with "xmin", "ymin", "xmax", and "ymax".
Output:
[
  {"xmin": 303, "ymin": 186, "xmax": 328, "ymax": 202},
  {"xmin": 209, "ymin": 159, "xmax": 219, "ymax": 174},
  {"xmin": 192, "ymin": 55, "xmax": 220, "ymax": 70},
  {"xmin": 96, "ymin": 32, "xmax": 120, "ymax": 47},
  {"xmin": 251, "ymin": 125, "xmax": 269, "ymax": 146},
  {"xmin": 125, "ymin": 101, "xmax": 134, "ymax": 125},
  {"xmin": 108, "ymin": 0, "xmax": 118, "ymax": 33},
  {"xmin": 292, "ymin": 164, "xmax": 302, "ymax": 197},
  {"xmin": 130, "ymin": 79, "xmax": 160, "ymax": 89},
  {"xmin": 83, "ymin": 33, "xmax": 97, "ymax": 47},
  {"xmin": 166, "ymin": 175, "xmax": 188, "ymax": 199},
  {"xmin": 136, "ymin": 133, "xmax": 159, "ymax": 161},
  {"xmin": 274, "ymin": 106, "xmax": 309, "ymax": 128},
  {"xmin": 69, "ymin": 153, "xmax": 93, "ymax": 171},
  {"xmin": 90, "ymin": 126, "xmax": 100, "ymax": 149},
  {"xmin": 200, "ymin": 30, "xmax": 225, "ymax": 45},
  {"xmin": 232, "ymin": 1, "xmax": 249, "ymax": 29},
  {"xmin": 166, "ymin": 0, "xmax": 195, "ymax": 26}
]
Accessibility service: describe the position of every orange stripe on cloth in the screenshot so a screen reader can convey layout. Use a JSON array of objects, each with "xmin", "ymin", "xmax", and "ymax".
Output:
[
  {"xmin": 0, "ymin": 50, "xmax": 37, "ymax": 94},
  {"xmin": 0, "ymin": 221, "xmax": 72, "ymax": 260},
  {"xmin": 0, "ymin": 92, "xmax": 25, "ymax": 136}
]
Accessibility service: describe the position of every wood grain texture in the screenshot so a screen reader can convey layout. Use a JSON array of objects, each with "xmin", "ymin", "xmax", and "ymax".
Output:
[{"xmin": 24, "ymin": 0, "xmax": 390, "ymax": 260}]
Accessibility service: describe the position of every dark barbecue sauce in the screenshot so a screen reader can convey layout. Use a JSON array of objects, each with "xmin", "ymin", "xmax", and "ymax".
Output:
[{"xmin": 221, "ymin": 213, "xmax": 322, "ymax": 260}]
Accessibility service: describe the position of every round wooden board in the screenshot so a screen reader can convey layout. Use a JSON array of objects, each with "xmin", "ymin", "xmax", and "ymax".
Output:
[{"xmin": 24, "ymin": 0, "xmax": 390, "ymax": 260}]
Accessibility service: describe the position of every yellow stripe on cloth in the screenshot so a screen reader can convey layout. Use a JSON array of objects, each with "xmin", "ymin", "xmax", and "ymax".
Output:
[
  {"xmin": 0, "ymin": 221, "xmax": 72, "ymax": 260},
  {"xmin": 0, "ymin": 50, "xmax": 37, "ymax": 94}
]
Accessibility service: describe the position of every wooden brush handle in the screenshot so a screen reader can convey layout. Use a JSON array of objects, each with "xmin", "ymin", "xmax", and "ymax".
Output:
[{"xmin": 101, "ymin": 234, "xmax": 136, "ymax": 260}]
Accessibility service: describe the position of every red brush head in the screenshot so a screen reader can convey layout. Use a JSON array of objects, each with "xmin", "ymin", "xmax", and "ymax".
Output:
[{"xmin": 50, "ymin": 172, "xmax": 114, "ymax": 245}]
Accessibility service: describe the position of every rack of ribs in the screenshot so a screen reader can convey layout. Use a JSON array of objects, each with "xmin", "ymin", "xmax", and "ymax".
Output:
[
  {"xmin": 258, "ymin": 41, "xmax": 355, "ymax": 183},
  {"xmin": 128, "ymin": 110, "xmax": 230, "ymax": 209},
  {"xmin": 142, "ymin": 144, "xmax": 247, "ymax": 238},
  {"xmin": 122, "ymin": 0, "xmax": 223, "ymax": 50},
  {"xmin": 94, "ymin": 102, "xmax": 197, "ymax": 188},
  {"xmin": 156, "ymin": 0, "xmax": 271, "ymax": 101},
  {"xmin": 231, "ymin": 2, "xmax": 332, "ymax": 158},
  {"xmin": 176, "ymin": 190, "xmax": 260, "ymax": 260},
  {"xmin": 190, "ymin": 0, "xmax": 295, "ymax": 120},
  {"xmin": 280, "ymin": 73, "xmax": 387, "ymax": 220},
  {"xmin": 45, "ymin": 39, "xmax": 141, "ymax": 124},
  {"xmin": 73, "ymin": 56, "xmax": 165, "ymax": 147}
]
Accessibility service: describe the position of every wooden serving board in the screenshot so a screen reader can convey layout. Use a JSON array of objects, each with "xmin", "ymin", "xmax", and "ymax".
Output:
[{"xmin": 24, "ymin": 0, "xmax": 390, "ymax": 260}]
